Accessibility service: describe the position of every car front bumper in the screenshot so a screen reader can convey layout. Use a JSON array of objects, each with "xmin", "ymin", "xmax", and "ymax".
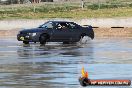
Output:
[
  {"xmin": 17, "ymin": 33, "xmax": 39, "ymax": 42},
  {"xmin": 17, "ymin": 34, "xmax": 32, "ymax": 41}
]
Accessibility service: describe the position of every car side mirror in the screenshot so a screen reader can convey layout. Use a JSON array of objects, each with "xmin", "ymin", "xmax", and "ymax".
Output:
[
  {"xmin": 45, "ymin": 26, "xmax": 48, "ymax": 29},
  {"xmin": 56, "ymin": 26, "xmax": 62, "ymax": 30}
]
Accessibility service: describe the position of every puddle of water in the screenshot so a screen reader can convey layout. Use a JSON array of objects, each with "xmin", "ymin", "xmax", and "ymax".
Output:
[{"xmin": 0, "ymin": 37, "xmax": 132, "ymax": 88}]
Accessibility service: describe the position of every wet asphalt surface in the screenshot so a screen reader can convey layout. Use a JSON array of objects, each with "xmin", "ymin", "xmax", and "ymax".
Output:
[{"xmin": 0, "ymin": 37, "xmax": 132, "ymax": 88}]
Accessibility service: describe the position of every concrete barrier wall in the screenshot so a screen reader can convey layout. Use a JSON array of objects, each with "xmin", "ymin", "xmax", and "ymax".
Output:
[
  {"xmin": 0, "ymin": 19, "xmax": 48, "ymax": 30},
  {"xmin": 79, "ymin": 18, "xmax": 132, "ymax": 28},
  {"xmin": 0, "ymin": 18, "xmax": 132, "ymax": 30}
]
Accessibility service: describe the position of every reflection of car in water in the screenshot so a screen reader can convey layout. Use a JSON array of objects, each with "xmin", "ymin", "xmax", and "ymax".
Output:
[
  {"xmin": 17, "ymin": 43, "xmax": 93, "ymax": 58},
  {"xmin": 17, "ymin": 21, "xmax": 94, "ymax": 45}
]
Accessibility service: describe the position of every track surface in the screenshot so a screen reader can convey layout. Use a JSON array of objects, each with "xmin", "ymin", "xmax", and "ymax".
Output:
[{"xmin": 0, "ymin": 37, "xmax": 132, "ymax": 88}]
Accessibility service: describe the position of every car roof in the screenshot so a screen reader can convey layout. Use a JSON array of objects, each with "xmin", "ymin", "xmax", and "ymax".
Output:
[{"xmin": 48, "ymin": 21, "xmax": 74, "ymax": 23}]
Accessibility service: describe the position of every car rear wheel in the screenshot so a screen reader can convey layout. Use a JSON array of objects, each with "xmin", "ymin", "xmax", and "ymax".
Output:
[
  {"xmin": 63, "ymin": 41, "xmax": 70, "ymax": 44},
  {"xmin": 23, "ymin": 41, "xmax": 29, "ymax": 44},
  {"xmin": 79, "ymin": 35, "xmax": 90, "ymax": 44},
  {"xmin": 39, "ymin": 34, "xmax": 48, "ymax": 45}
]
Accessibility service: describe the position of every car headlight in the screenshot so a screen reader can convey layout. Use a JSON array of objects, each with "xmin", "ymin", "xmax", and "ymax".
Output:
[
  {"xmin": 29, "ymin": 33, "xmax": 37, "ymax": 36},
  {"xmin": 32, "ymin": 33, "xmax": 37, "ymax": 36}
]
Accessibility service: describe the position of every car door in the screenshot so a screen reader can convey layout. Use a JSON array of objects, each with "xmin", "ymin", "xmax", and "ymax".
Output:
[
  {"xmin": 68, "ymin": 22, "xmax": 81, "ymax": 41},
  {"xmin": 51, "ymin": 22, "xmax": 71, "ymax": 41}
]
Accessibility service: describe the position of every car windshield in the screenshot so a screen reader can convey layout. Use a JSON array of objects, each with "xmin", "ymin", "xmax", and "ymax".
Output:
[{"xmin": 38, "ymin": 22, "xmax": 53, "ymax": 29}]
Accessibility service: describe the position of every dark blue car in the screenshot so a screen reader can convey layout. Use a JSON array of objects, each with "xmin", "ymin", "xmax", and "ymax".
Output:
[{"xmin": 17, "ymin": 21, "xmax": 94, "ymax": 44}]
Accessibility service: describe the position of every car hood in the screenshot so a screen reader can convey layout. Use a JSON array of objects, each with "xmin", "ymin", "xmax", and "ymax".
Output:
[{"xmin": 20, "ymin": 28, "xmax": 46, "ymax": 33}]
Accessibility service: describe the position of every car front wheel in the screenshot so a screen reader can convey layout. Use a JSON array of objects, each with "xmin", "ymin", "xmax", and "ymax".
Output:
[
  {"xmin": 23, "ymin": 41, "xmax": 29, "ymax": 44},
  {"xmin": 39, "ymin": 34, "xmax": 48, "ymax": 45}
]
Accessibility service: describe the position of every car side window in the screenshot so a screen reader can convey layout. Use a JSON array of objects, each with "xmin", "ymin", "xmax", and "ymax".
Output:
[
  {"xmin": 68, "ymin": 22, "xmax": 78, "ymax": 29},
  {"xmin": 41, "ymin": 22, "xmax": 53, "ymax": 29},
  {"xmin": 56, "ymin": 23, "xmax": 68, "ymax": 30}
]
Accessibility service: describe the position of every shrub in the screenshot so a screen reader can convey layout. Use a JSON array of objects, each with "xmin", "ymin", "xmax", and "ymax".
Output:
[{"xmin": 87, "ymin": 4, "xmax": 99, "ymax": 10}]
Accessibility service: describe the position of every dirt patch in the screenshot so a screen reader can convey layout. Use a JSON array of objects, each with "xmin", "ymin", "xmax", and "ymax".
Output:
[
  {"xmin": 0, "ymin": 29, "xmax": 19, "ymax": 37},
  {"xmin": 94, "ymin": 28, "xmax": 132, "ymax": 37}
]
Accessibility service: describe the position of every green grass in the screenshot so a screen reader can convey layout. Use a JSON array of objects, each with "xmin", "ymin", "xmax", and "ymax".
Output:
[{"xmin": 0, "ymin": 2, "xmax": 132, "ymax": 20}]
